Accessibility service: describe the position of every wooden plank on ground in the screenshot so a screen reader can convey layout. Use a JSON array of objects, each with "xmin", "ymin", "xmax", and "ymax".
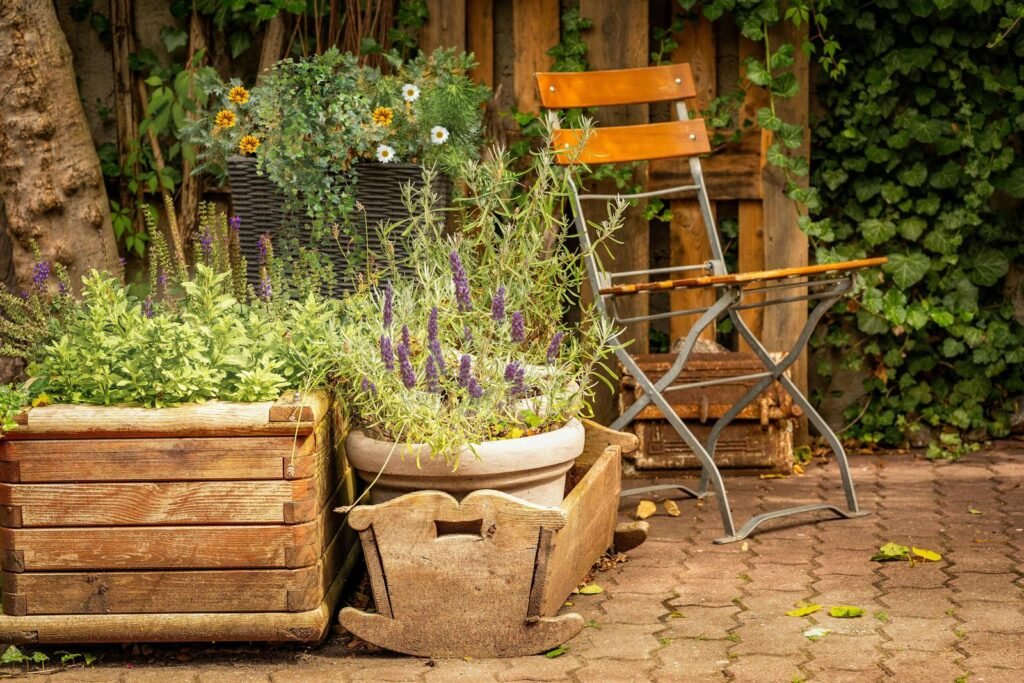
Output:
[
  {"xmin": 512, "ymin": 0, "xmax": 559, "ymax": 113},
  {"xmin": 467, "ymin": 0, "xmax": 494, "ymax": 87},
  {"xmin": 421, "ymin": 0, "xmax": 467, "ymax": 53},
  {"xmin": 541, "ymin": 445, "xmax": 621, "ymax": 615},
  {"xmin": 669, "ymin": 11, "xmax": 716, "ymax": 345}
]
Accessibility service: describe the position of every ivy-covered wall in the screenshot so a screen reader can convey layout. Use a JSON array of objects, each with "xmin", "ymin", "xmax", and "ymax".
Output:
[{"xmin": 810, "ymin": 0, "xmax": 1024, "ymax": 454}]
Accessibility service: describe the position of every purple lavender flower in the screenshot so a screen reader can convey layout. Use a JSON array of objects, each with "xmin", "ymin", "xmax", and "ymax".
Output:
[
  {"xmin": 142, "ymin": 297, "xmax": 154, "ymax": 319},
  {"xmin": 200, "ymin": 230, "xmax": 214, "ymax": 259},
  {"xmin": 157, "ymin": 271, "xmax": 168, "ymax": 289},
  {"xmin": 510, "ymin": 311, "xmax": 525, "ymax": 342},
  {"xmin": 512, "ymin": 366, "xmax": 527, "ymax": 397},
  {"xmin": 427, "ymin": 306, "xmax": 439, "ymax": 341},
  {"xmin": 258, "ymin": 277, "xmax": 272, "ymax": 301},
  {"xmin": 425, "ymin": 355, "xmax": 440, "ymax": 393},
  {"xmin": 429, "ymin": 338, "xmax": 446, "ymax": 374},
  {"xmin": 382, "ymin": 281, "xmax": 393, "ymax": 328},
  {"xmin": 463, "ymin": 326, "xmax": 473, "ymax": 344},
  {"xmin": 258, "ymin": 234, "xmax": 271, "ymax": 266},
  {"xmin": 397, "ymin": 342, "xmax": 416, "ymax": 389},
  {"xmin": 401, "ymin": 324, "xmax": 411, "ymax": 350},
  {"xmin": 58, "ymin": 280, "xmax": 68, "ymax": 296},
  {"xmin": 229, "ymin": 215, "xmax": 242, "ymax": 232},
  {"xmin": 467, "ymin": 376, "xmax": 484, "ymax": 399},
  {"xmin": 19, "ymin": 290, "xmax": 29, "ymax": 300},
  {"xmin": 32, "ymin": 260, "xmax": 50, "ymax": 290},
  {"xmin": 380, "ymin": 335, "xmax": 395, "ymax": 370},
  {"xmin": 504, "ymin": 361, "xmax": 520, "ymax": 382},
  {"xmin": 361, "ymin": 377, "xmax": 377, "ymax": 395},
  {"xmin": 546, "ymin": 331, "xmax": 565, "ymax": 364},
  {"xmin": 458, "ymin": 354, "xmax": 472, "ymax": 387},
  {"xmin": 449, "ymin": 251, "xmax": 472, "ymax": 311},
  {"xmin": 491, "ymin": 285, "xmax": 506, "ymax": 322}
]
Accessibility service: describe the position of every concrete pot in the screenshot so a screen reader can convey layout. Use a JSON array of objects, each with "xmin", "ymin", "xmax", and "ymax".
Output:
[{"xmin": 344, "ymin": 418, "xmax": 586, "ymax": 507}]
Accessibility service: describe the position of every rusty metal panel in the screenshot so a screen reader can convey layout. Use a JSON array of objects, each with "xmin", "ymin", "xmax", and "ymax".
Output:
[{"xmin": 619, "ymin": 352, "xmax": 796, "ymax": 472}]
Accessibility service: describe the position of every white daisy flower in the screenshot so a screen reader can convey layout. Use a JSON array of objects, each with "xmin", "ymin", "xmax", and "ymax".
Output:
[
  {"xmin": 430, "ymin": 126, "xmax": 450, "ymax": 145},
  {"xmin": 402, "ymin": 83, "xmax": 420, "ymax": 102},
  {"xmin": 376, "ymin": 144, "xmax": 397, "ymax": 163}
]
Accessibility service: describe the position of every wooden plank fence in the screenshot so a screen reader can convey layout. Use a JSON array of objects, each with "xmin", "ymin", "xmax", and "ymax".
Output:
[{"xmin": 420, "ymin": 0, "xmax": 811, "ymax": 414}]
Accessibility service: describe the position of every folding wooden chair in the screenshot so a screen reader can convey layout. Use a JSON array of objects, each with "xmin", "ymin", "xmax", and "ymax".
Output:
[{"xmin": 536, "ymin": 63, "xmax": 886, "ymax": 543}]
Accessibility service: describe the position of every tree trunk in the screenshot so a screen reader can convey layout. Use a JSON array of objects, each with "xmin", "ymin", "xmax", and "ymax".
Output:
[{"xmin": 0, "ymin": 0, "xmax": 119, "ymax": 296}]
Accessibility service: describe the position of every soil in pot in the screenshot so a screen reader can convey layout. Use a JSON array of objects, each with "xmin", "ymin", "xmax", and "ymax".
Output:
[{"xmin": 344, "ymin": 418, "xmax": 586, "ymax": 507}]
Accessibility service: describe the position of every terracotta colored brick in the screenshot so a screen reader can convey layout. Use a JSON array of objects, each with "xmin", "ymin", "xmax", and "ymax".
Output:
[
  {"xmin": 730, "ymin": 616, "xmax": 807, "ymax": 656},
  {"xmin": 660, "ymin": 605, "xmax": 740, "ymax": 640},
  {"xmin": 600, "ymin": 592, "xmax": 673, "ymax": 624},
  {"xmin": 653, "ymin": 638, "xmax": 730, "ymax": 681},
  {"xmin": 877, "ymin": 564, "xmax": 950, "ymax": 590},
  {"xmin": 954, "ymin": 599, "xmax": 1024, "ymax": 633},
  {"xmin": 671, "ymin": 577, "xmax": 745, "ymax": 608},
  {"xmin": 950, "ymin": 572, "xmax": 1022, "ymax": 602},
  {"xmin": 960, "ymin": 630, "xmax": 1024, "ymax": 670},
  {"xmin": 578, "ymin": 623, "xmax": 663, "ymax": 660},
  {"xmin": 496, "ymin": 655, "xmax": 580, "ymax": 682},
  {"xmin": 880, "ymin": 616, "xmax": 959, "ymax": 652},
  {"xmin": 877, "ymin": 587, "xmax": 957, "ymax": 619},
  {"xmin": 883, "ymin": 648, "xmax": 966, "ymax": 681},
  {"xmin": 724, "ymin": 654, "xmax": 805, "ymax": 683},
  {"xmin": 423, "ymin": 659, "xmax": 508, "ymax": 682},
  {"xmin": 573, "ymin": 658, "xmax": 656, "ymax": 681},
  {"xmin": 743, "ymin": 565, "xmax": 814, "ymax": 592},
  {"xmin": 802, "ymin": 633, "xmax": 884, "ymax": 672}
]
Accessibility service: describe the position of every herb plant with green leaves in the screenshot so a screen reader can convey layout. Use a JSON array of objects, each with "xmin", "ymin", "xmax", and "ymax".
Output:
[
  {"xmin": 809, "ymin": 0, "xmax": 1024, "ymax": 453},
  {"xmin": 187, "ymin": 47, "xmax": 489, "ymax": 239},
  {"xmin": 333, "ymin": 138, "xmax": 619, "ymax": 463}
]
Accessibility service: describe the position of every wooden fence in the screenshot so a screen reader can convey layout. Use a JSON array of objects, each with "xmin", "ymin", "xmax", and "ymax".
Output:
[{"xmin": 419, "ymin": 0, "xmax": 811, "ymax": 401}]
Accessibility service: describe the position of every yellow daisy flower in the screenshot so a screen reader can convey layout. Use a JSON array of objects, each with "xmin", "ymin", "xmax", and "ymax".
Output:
[
  {"xmin": 238, "ymin": 135, "xmax": 260, "ymax": 155},
  {"xmin": 372, "ymin": 106, "xmax": 394, "ymax": 127},
  {"xmin": 228, "ymin": 86, "xmax": 250, "ymax": 105},
  {"xmin": 214, "ymin": 109, "xmax": 237, "ymax": 128}
]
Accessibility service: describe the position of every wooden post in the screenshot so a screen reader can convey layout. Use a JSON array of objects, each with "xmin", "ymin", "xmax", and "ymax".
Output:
[
  {"xmin": 421, "ymin": 0, "xmax": 467, "ymax": 54},
  {"xmin": 762, "ymin": 15, "xmax": 810, "ymax": 439},
  {"xmin": 512, "ymin": 0, "xmax": 559, "ymax": 114},
  {"xmin": 737, "ymin": 36, "xmax": 770, "ymax": 351},
  {"xmin": 467, "ymin": 0, "xmax": 494, "ymax": 88},
  {"xmin": 669, "ymin": 12, "xmax": 716, "ymax": 345}
]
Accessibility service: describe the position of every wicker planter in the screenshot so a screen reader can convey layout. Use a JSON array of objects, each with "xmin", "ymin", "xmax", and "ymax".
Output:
[
  {"xmin": 0, "ymin": 391, "xmax": 359, "ymax": 644},
  {"xmin": 226, "ymin": 156, "xmax": 451, "ymax": 293}
]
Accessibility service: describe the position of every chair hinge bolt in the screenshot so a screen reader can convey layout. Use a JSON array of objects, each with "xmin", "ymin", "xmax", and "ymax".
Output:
[{"xmin": 675, "ymin": 78, "xmax": 682, "ymax": 84}]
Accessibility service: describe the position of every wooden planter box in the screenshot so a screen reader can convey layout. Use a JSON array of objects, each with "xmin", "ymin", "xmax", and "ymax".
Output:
[
  {"xmin": 0, "ymin": 391, "xmax": 359, "ymax": 644},
  {"xmin": 620, "ymin": 352, "xmax": 798, "ymax": 473},
  {"xmin": 339, "ymin": 420, "xmax": 637, "ymax": 658}
]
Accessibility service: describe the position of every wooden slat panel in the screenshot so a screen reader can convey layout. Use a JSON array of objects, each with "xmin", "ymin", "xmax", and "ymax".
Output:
[
  {"xmin": 421, "ymin": 0, "xmax": 466, "ymax": 53},
  {"xmin": 0, "ymin": 433, "xmax": 319, "ymax": 483},
  {"xmin": 512, "ymin": 0, "xmax": 559, "ymax": 113},
  {"xmin": 647, "ymin": 131, "xmax": 763, "ymax": 199},
  {"xmin": 467, "ymin": 0, "xmax": 494, "ymax": 87},
  {"xmin": 7, "ymin": 390, "xmax": 328, "ymax": 440},
  {"xmin": 600, "ymin": 257, "xmax": 888, "ymax": 296},
  {"xmin": 536, "ymin": 63, "xmax": 696, "ymax": 108},
  {"xmin": 738, "ymin": 199, "xmax": 767, "ymax": 351},
  {"xmin": 0, "ymin": 520, "xmax": 324, "ymax": 571},
  {"xmin": 669, "ymin": 13, "xmax": 717, "ymax": 346},
  {"xmin": 553, "ymin": 120, "xmax": 710, "ymax": 165},
  {"xmin": 541, "ymin": 446, "xmax": 620, "ymax": 616}
]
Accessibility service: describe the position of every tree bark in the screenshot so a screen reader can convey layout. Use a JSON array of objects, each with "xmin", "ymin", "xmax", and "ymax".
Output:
[{"xmin": 0, "ymin": 0, "xmax": 119, "ymax": 294}]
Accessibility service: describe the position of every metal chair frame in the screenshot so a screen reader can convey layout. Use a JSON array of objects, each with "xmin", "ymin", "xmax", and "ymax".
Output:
[{"xmin": 554, "ymin": 98, "xmax": 869, "ymax": 544}]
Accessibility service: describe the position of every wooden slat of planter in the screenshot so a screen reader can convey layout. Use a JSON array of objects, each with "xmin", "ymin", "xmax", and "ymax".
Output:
[
  {"xmin": 0, "ymin": 546, "xmax": 360, "ymax": 644},
  {"xmin": 0, "ymin": 479, "xmax": 316, "ymax": 527},
  {"xmin": 8, "ymin": 390, "xmax": 328, "ymax": 440},
  {"xmin": 0, "ymin": 433, "xmax": 318, "ymax": 483},
  {"xmin": 0, "ymin": 520, "xmax": 322, "ymax": 572},
  {"xmin": 541, "ymin": 445, "xmax": 621, "ymax": 616}
]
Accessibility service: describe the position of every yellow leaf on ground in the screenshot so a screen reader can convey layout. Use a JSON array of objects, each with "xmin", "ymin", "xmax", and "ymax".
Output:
[
  {"xmin": 578, "ymin": 584, "xmax": 604, "ymax": 595},
  {"xmin": 664, "ymin": 500, "xmax": 681, "ymax": 517},
  {"xmin": 760, "ymin": 473, "xmax": 786, "ymax": 479},
  {"xmin": 968, "ymin": 507, "xmax": 983, "ymax": 515},
  {"xmin": 786, "ymin": 604, "xmax": 822, "ymax": 617},
  {"xmin": 636, "ymin": 500, "xmax": 657, "ymax": 520},
  {"xmin": 829, "ymin": 605, "xmax": 864, "ymax": 618},
  {"xmin": 911, "ymin": 547, "xmax": 942, "ymax": 562},
  {"xmin": 792, "ymin": 464, "xmax": 805, "ymax": 475}
]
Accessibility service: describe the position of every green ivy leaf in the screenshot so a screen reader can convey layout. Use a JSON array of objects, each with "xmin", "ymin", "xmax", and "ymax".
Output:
[
  {"xmin": 884, "ymin": 253, "xmax": 931, "ymax": 288},
  {"xmin": 929, "ymin": 161, "xmax": 961, "ymax": 189},
  {"xmin": 898, "ymin": 163, "xmax": 928, "ymax": 188},
  {"xmin": 861, "ymin": 219, "xmax": 896, "ymax": 246},
  {"xmin": 967, "ymin": 248, "xmax": 1010, "ymax": 287},
  {"xmin": 897, "ymin": 217, "xmax": 927, "ymax": 241}
]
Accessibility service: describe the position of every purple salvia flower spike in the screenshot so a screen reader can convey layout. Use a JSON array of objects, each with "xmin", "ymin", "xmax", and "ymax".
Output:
[
  {"xmin": 504, "ymin": 361, "xmax": 519, "ymax": 382},
  {"xmin": 512, "ymin": 366, "xmax": 527, "ymax": 397},
  {"xmin": 458, "ymin": 354, "xmax": 472, "ymax": 387},
  {"xmin": 258, "ymin": 277, "xmax": 272, "ymax": 301},
  {"xmin": 467, "ymin": 376, "xmax": 484, "ymax": 399},
  {"xmin": 380, "ymin": 335, "xmax": 395, "ymax": 370},
  {"xmin": 510, "ymin": 311, "xmax": 525, "ymax": 342},
  {"xmin": 449, "ymin": 251, "xmax": 472, "ymax": 311},
  {"xmin": 491, "ymin": 285, "xmax": 506, "ymax": 322},
  {"xmin": 257, "ymin": 234, "xmax": 271, "ymax": 266},
  {"xmin": 425, "ymin": 355, "xmax": 440, "ymax": 393},
  {"xmin": 463, "ymin": 326, "xmax": 473, "ymax": 344},
  {"xmin": 397, "ymin": 343, "xmax": 416, "ymax": 389},
  {"xmin": 429, "ymin": 338, "xmax": 447, "ymax": 374},
  {"xmin": 382, "ymin": 281, "xmax": 393, "ymax": 328},
  {"xmin": 32, "ymin": 261, "xmax": 50, "ymax": 290},
  {"xmin": 360, "ymin": 377, "xmax": 377, "ymax": 395},
  {"xmin": 200, "ymin": 230, "xmax": 214, "ymax": 258},
  {"xmin": 401, "ymin": 324, "xmax": 411, "ymax": 349},
  {"xmin": 142, "ymin": 297, "xmax": 154, "ymax": 319},
  {"xmin": 546, "ymin": 331, "xmax": 565, "ymax": 364},
  {"xmin": 229, "ymin": 215, "xmax": 242, "ymax": 232},
  {"xmin": 427, "ymin": 306, "xmax": 439, "ymax": 342}
]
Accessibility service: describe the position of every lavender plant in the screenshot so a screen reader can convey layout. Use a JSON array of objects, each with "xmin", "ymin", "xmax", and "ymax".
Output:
[{"xmin": 333, "ymin": 136, "xmax": 621, "ymax": 462}]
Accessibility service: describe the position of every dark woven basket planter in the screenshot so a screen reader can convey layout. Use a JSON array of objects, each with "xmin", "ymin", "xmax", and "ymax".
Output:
[{"xmin": 226, "ymin": 156, "xmax": 451, "ymax": 293}]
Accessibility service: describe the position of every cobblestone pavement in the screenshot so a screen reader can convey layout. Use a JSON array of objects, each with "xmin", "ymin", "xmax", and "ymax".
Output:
[{"xmin": 7, "ymin": 446, "xmax": 1023, "ymax": 682}]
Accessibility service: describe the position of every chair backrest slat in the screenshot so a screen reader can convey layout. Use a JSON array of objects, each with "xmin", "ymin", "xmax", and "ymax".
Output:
[
  {"xmin": 552, "ymin": 120, "xmax": 711, "ymax": 166},
  {"xmin": 536, "ymin": 64, "xmax": 697, "ymax": 108}
]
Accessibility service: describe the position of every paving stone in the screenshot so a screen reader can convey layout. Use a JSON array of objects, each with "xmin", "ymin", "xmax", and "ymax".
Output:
[
  {"xmin": 960, "ymin": 630, "xmax": 1024, "ymax": 670},
  {"xmin": 801, "ymin": 665, "xmax": 884, "ymax": 682},
  {"xmin": 880, "ymin": 616, "xmax": 960, "ymax": 652},
  {"xmin": 270, "ymin": 667, "xmax": 349, "ymax": 683},
  {"xmin": 671, "ymin": 577, "xmax": 745, "ymax": 608},
  {"xmin": 748, "ymin": 538, "xmax": 823, "ymax": 564},
  {"xmin": 876, "ymin": 564, "xmax": 950, "ymax": 590},
  {"xmin": 724, "ymin": 654, "xmax": 806, "ymax": 683},
  {"xmin": 813, "ymin": 527, "xmax": 885, "ymax": 551},
  {"xmin": 811, "ymin": 574, "xmax": 881, "ymax": 605},
  {"xmin": 728, "ymin": 589, "xmax": 808, "ymax": 616},
  {"xmin": 660, "ymin": 605, "xmax": 740, "ymax": 640},
  {"xmin": 572, "ymin": 658, "xmax": 656, "ymax": 681},
  {"xmin": 124, "ymin": 670, "xmax": 198, "ymax": 683},
  {"xmin": 652, "ymin": 638, "xmax": 730, "ymax": 681},
  {"xmin": 946, "ymin": 549, "xmax": 1017, "ymax": 574},
  {"xmin": 678, "ymin": 551, "xmax": 751, "ymax": 578},
  {"xmin": 950, "ymin": 571, "xmax": 1022, "ymax": 602},
  {"xmin": 967, "ymin": 667, "xmax": 1024, "ymax": 683},
  {"xmin": 195, "ymin": 669, "xmax": 272, "ymax": 682},
  {"xmin": 577, "ymin": 623, "xmax": 663, "ymax": 660},
  {"xmin": 730, "ymin": 616, "xmax": 807, "ymax": 656},
  {"xmin": 954, "ymin": 599, "xmax": 1024, "ymax": 633},
  {"xmin": 606, "ymin": 564, "xmax": 682, "ymax": 595},
  {"xmin": 423, "ymin": 659, "xmax": 508, "ymax": 681},
  {"xmin": 743, "ymin": 565, "xmax": 814, "ymax": 592},
  {"xmin": 882, "ymin": 649, "xmax": 966, "ymax": 682},
  {"xmin": 624, "ymin": 540, "xmax": 689, "ymax": 568},
  {"xmin": 599, "ymin": 592, "xmax": 673, "ymax": 624},
  {"xmin": 812, "ymin": 549, "xmax": 879, "ymax": 577},
  {"xmin": 877, "ymin": 587, "xmax": 957, "ymax": 619},
  {"xmin": 496, "ymin": 655, "xmax": 580, "ymax": 681},
  {"xmin": 801, "ymin": 633, "xmax": 884, "ymax": 672}
]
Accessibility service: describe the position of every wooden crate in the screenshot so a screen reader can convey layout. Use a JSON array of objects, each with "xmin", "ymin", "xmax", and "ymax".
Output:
[
  {"xmin": 339, "ymin": 420, "xmax": 637, "ymax": 658},
  {"xmin": 0, "ymin": 391, "xmax": 359, "ymax": 643},
  {"xmin": 620, "ymin": 352, "xmax": 797, "ymax": 472}
]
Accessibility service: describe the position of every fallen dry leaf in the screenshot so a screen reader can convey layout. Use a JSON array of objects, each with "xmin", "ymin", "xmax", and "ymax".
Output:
[
  {"xmin": 636, "ymin": 500, "xmax": 657, "ymax": 520},
  {"xmin": 664, "ymin": 500, "xmax": 681, "ymax": 517},
  {"xmin": 578, "ymin": 584, "xmax": 604, "ymax": 595}
]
